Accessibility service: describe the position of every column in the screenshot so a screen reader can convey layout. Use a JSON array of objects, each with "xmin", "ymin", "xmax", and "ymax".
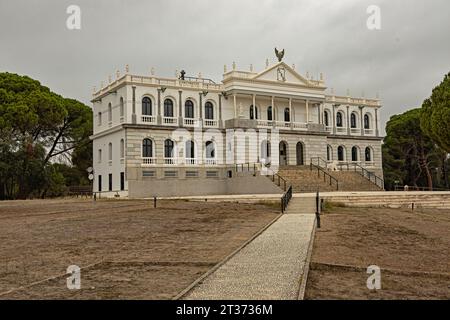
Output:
[
  {"xmin": 359, "ymin": 106, "xmax": 364, "ymax": 136},
  {"xmin": 199, "ymin": 92, "xmax": 203, "ymax": 122},
  {"xmin": 131, "ymin": 86, "xmax": 136, "ymax": 124},
  {"xmin": 157, "ymin": 89, "xmax": 162, "ymax": 125},
  {"xmin": 332, "ymin": 104, "xmax": 336, "ymax": 134},
  {"xmin": 233, "ymin": 94, "xmax": 237, "ymax": 118},
  {"xmin": 271, "ymin": 96, "xmax": 275, "ymax": 122},
  {"xmin": 252, "ymin": 94, "xmax": 256, "ymax": 120},
  {"xmin": 346, "ymin": 105, "xmax": 350, "ymax": 135},
  {"xmin": 305, "ymin": 99, "xmax": 309, "ymax": 123},
  {"xmin": 317, "ymin": 103, "xmax": 321, "ymax": 124},
  {"xmin": 218, "ymin": 94, "xmax": 223, "ymax": 128},
  {"xmin": 178, "ymin": 90, "xmax": 183, "ymax": 126},
  {"xmin": 375, "ymin": 107, "xmax": 379, "ymax": 137},
  {"xmin": 289, "ymin": 98, "xmax": 293, "ymax": 128}
]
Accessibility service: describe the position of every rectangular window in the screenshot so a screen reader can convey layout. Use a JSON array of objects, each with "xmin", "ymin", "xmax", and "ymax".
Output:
[
  {"xmin": 120, "ymin": 172, "xmax": 125, "ymax": 191},
  {"xmin": 164, "ymin": 171, "xmax": 177, "ymax": 178},
  {"xmin": 206, "ymin": 171, "xmax": 219, "ymax": 178},
  {"xmin": 185, "ymin": 171, "xmax": 198, "ymax": 178},
  {"xmin": 108, "ymin": 173, "xmax": 112, "ymax": 191},
  {"xmin": 98, "ymin": 149, "xmax": 102, "ymax": 163},
  {"xmin": 98, "ymin": 175, "xmax": 102, "ymax": 192},
  {"xmin": 142, "ymin": 171, "xmax": 155, "ymax": 177},
  {"xmin": 98, "ymin": 112, "xmax": 102, "ymax": 126}
]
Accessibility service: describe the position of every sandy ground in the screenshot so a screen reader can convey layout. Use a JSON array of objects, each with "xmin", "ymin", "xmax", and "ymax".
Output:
[
  {"xmin": 305, "ymin": 205, "xmax": 450, "ymax": 300},
  {"xmin": 0, "ymin": 198, "xmax": 278, "ymax": 299}
]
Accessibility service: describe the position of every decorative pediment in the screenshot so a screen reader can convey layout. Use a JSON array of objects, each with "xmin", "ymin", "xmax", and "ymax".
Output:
[{"xmin": 251, "ymin": 62, "xmax": 313, "ymax": 86}]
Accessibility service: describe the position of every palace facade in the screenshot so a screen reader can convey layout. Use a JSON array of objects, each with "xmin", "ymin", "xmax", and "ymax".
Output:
[{"xmin": 91, "ymin": 56, "xmax": 383, "ymax": 197}]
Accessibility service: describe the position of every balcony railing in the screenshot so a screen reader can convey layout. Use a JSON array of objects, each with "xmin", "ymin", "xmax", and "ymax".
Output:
[
  {"xmin": 142, "ymin": 157, "xmax": 156, "ymax": 165},
  {"xmin": 184, "ymin": 118, "xmax": 199, "ymax": 127},
  {"xmin": 292, "ymin": 122, "xmax": 307, "ymax": 130},
  {"xmin": 275, "ymin": 121, "xmax": 291, "ymax": 128},
  {"xmin": 364, "ymin": 129, "xmax": 375, "ymax": 135},
  {"xmin": 336, "ymin": 126, "xmax": 347, "ymax": 133},
  {"xmin": 350, "ymin": 127, "xmax": 360, "ymax": 134},
  {"xmin": 164, "ymin": 157, "xmax": 177, "ymax": 165},
  {"xmin": 203, "ymin": 119, "xmax": 218, "ymax": 127},
  {"xmin": 257, "ymin": 120, "xmax": 273, "ymax": 128},
  {"xmin": 142, "ymin": 115, "xmax": 156, "ymax": 123},
  {"xmin": 325, "ymin": 126, "xmax": 332, "ymax": 132},
  {"xmin": 204, "ymin": 158, "xmax": 217, "ymax": 165},
  {"xmin": 163, "ymin": 117, "xmax": 178, "ymax": 125},
  {"xmin": 185, "ymin": 158, "xmax": 198, "ymax": 165}
]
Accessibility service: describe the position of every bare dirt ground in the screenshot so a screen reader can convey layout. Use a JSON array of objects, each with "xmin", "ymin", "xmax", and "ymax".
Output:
[
  {"xmin": 0, "ymin": 198, "xmax": 278, "ymax": 299},
  {"xmin": 305, "ymin": 205, "xmax": 450, "ymax": 300}
]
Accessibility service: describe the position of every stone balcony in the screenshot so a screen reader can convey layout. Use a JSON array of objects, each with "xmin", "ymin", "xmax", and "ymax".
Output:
[{"xmin": 224, "ymin": 118, "xmax": 326, "ymax": 132}]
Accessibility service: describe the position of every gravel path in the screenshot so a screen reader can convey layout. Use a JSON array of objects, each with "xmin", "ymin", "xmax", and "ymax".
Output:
[{"xmin": 183, "ymin": 198, "xmax": 316, "ymax": 300}]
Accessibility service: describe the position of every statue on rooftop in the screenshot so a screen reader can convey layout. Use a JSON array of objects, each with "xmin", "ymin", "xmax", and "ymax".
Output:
[{"xmin": 274, "ymin": 48, "xmax": 285, "ymax": 62}]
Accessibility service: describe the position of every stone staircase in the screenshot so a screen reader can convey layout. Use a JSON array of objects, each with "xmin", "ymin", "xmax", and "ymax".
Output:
[
  {"xmin": 276, "ymin": 166, "xmax": 382, "ymax": 193},
  {"xmin": 284, "ymin": 196, "xmax": 317, "ymax": 214},
  {"xmin": 329, "ymin": 171, "xmax": 382, "ymax": 191}
]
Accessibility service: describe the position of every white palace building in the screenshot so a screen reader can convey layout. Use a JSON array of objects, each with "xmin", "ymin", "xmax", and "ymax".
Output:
[{"xmin": 91, "ymin": 51, "xmax": 383, "ymax": 197}]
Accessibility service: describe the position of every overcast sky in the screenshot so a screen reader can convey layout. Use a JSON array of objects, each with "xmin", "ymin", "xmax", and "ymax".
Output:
[{"xmin": 1, "ymin": 0, "xmax": 449, "ymax": 134}]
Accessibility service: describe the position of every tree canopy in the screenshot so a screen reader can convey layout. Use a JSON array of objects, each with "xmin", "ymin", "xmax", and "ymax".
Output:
[
  {"xmin": 420, "ymin": 72, "xmax": 450, "ymax": 153},
  {"xmin": 0, "ymin": 72, "xmax": 92, "ymax": 199}
]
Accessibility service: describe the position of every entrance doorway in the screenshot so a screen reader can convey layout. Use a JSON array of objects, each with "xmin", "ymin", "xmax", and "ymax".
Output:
[
  {"xmin": 279, "ymin": 141, "xmax": 288, "ymax": 165},
  {"xmin": 296, "ymin": 142, "xmax": 305, "ymax": 165}
]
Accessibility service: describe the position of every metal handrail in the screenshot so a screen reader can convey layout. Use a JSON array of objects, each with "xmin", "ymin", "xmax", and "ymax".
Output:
[
  {"xmin": 234, "ymin": 162, "xmax": 258, "ymax": 174},
  {"xmin": 269, "ymin": 172, "xmax": 288, "ymax": 191},
  {"xmin": 337, "ymin": 162, "xmax": 384, "ymax": 189},
  {"xmin": 310, "ymin": 157, "xmax": 328, "ymax": 168},
  {"xmin": 309, "ymin": 160, "xmax": 339, "ymax": 191},
  {"xmin": 281, "ymin": 185, "xmax": 293, "ymax": 213}
]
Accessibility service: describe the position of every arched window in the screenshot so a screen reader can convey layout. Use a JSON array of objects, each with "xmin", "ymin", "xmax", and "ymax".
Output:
[
  {"xmin": 336, "ymin": 112, "xmax": 343, "ymax": 127},
  {"xmin": 185, "ymin": 140, "xmax": 195, "ymax": 159},
  {"xmin": 185, "ymin": 100, "xmax": 194, "ymax": 119},
  {"xmin": 142, "ymin": 139, "xmax": 153, "ymax": 158},
  {"xmin": 351, "ymin": 113, "xmax": 357, "ymax": 128},
  {"xmin": 261, "ymin": 140, "xmax": 271, "ymax": 160},
  {"xmin": 108, "ymin": 103, "xmax": 112, "ymax": 122},
  {"xmin": 164, "ymin": 99, "xmax": 174, "ymax": 117},
  {"xmin": 205, "ymin": 102, "xmax": 214, "ymax": 120},
  {"xmin": 108, "ymin": 142, "xmax": 112, "ymax": 161},
  {"xmin": 324, "ymin": 110, "xmax": 329, "ymax": 126},
  {"xmin": 267, "ymin": 106, "xmax": 273, "ymax": 121},
  {"xmin": 142, "ymin": 97, "xmax": 152, "ymax": 116},
  {"xmin": 120, "ymin": 139, "xmax": 125, "ymax": 158},
  {"xmin": 351, "ymin": 146, "xmax": 358, "ymax": 162},
  {"xmin": 249, "ymin": 105, "xmax": 258, "ymax": 120},
  {"xmin": 327, "ymin": 145, "xmax": 332, "ymax": 161},
  {"xmin": 365, "ymin": 147, "xmax": 372, "ymax": 162},
  {"xmin": 364, "ymin": 114, "xmax": 370, "ymax": 129},
  {"xmin": 164, "ymin": 139, "xmax": 175, "ymax": 158},
  {"xmin": 120, "ymin": 97, "xmax": 124, "ymax": 118},
  {"xmin": 337, "ymin": 146, "xmax": 345, "ymax": 161},
  {"xmin": 284, "ymin": 108, "xmax": 290, "ymax": 122},
  {"xmin": 205, "ymin": 141, "xmax": 215, "ymax": 159}
]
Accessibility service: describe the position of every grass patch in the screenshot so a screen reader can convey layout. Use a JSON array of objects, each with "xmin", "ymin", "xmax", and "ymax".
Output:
[{"xmin": 322, "ymin": 201, "xmax": 345, "ymax": 212}]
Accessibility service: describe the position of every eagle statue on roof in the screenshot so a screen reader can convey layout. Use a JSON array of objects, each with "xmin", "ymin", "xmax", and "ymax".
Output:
[{"xmin": 274, "ymin": 48, "xmax": 285, "ymax": 62}]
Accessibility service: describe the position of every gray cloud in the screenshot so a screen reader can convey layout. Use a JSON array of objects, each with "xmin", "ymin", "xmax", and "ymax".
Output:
[{"xmin": 1, "ymin": 0, "xmax": 449, "ymax": 134}]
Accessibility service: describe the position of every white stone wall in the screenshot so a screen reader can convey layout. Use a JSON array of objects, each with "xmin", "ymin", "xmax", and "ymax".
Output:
[{"xmin": 93, "ymin": 129, "xmax": 126, "ymax": 193}]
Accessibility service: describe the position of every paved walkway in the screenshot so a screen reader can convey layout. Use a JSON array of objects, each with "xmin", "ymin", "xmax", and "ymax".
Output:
[{"xmin": 182, "ymin": 197, "xmax": 316, "ymax": 300}]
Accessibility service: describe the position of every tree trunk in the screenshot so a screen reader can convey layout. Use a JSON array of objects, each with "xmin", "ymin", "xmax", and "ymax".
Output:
[{"xmin": 418, "ymin": 141, "xmax": 433, "ymax": 190}]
